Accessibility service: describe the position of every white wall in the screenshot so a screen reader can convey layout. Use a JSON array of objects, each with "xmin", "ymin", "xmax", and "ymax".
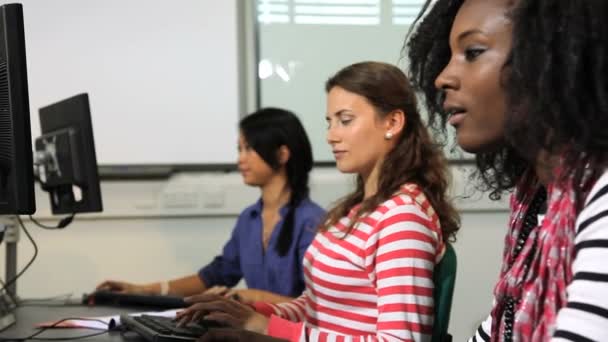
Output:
[
  {"xmin": 450, "ymin": 212, "xmax": 506, "ymax": 340},
  {"xmin": 2, "ymin": 165, "xmax": 508, "ymax": 341},
  {"xmin": 8, "ymin": 0, "xmax": 242, "ymax": 164}
]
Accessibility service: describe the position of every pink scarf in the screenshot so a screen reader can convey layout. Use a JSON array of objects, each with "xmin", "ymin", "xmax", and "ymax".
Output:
[{"xmin": 491, "ymin": 165, "xmax": 596, "ymax": 341}]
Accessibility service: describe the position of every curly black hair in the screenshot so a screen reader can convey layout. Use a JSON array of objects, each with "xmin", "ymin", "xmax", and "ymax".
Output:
[{"xmin": 405, "ymin": 0, "xmax": 608, "ymax": 200}]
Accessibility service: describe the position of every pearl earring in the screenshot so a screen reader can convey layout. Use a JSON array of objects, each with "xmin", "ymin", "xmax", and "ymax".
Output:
[{"xmin": 384, "ymin": 132, "xmax": 393, "ymax": 140}]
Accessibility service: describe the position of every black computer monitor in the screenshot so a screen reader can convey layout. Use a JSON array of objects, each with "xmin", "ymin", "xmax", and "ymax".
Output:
[
  {"xmin": 0, "ymin": 3, "xmax": 35, "ymax": 215},
  {"xmin": 0, "ymin": 1, "xmax": 35, "ymax": 331},
  {"xmin": 35, "ymin": 93, "xmax": 103, "ymax": 215}
]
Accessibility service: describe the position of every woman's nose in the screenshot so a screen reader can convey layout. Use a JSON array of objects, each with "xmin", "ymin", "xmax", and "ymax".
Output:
[{"xmin": 434, "ymin": 61, "xmax": 460, "ymax": 92}]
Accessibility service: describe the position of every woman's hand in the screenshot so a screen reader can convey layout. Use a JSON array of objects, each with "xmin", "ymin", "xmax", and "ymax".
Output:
[
  {"xmin": 223, "ymin": 288, "xmax": 262, "ymax": 304},
  {"xmin": 95, "ymin": 280, "xmax": 154, "ymax": 295},
  {"xmin": 176, "ymin": 294, "xmax": 269, "ymax": 334},
  {"xmin": 204, "ymin": 287, "xmax": 263, "ymax": 304}
]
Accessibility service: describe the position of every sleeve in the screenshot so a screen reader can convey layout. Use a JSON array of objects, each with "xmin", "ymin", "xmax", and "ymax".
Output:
[
  {"xmin": 254, "ymin": 294, "xmax": 309, "ymax": 322},
  {"xmin": 468, "ymin": 314, "xmax": 492, "ymax": 342},
  {"xmin": 552, "ymin": 181, "xmax": 608, "ymax": 342},
  {"xmin": 266, "ymin": 204, "xmax": 439, "ymax": 342},
  {"xmin": 197, "ymin": 216, "xmax": 245, "ymax": 288},
  {"xmin": 254, "ymin": 295, "xmax": 309, "ymax": 341}
]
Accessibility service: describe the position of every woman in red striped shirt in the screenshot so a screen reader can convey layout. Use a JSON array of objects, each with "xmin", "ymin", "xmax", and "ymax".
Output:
[{"xmin": 179, "ymin": 61, "xmax": 460, "ymax": 342}]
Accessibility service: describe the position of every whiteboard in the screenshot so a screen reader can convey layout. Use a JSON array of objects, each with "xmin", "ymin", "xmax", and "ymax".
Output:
[{"xmin": 7, "ymin": 0, "xmax": 240, "ymax": 165}]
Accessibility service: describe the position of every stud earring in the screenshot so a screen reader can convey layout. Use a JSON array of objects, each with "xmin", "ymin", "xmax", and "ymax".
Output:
[{"xmin": 384, "ymin": 132, "xmax": 393, "ymax": 140}]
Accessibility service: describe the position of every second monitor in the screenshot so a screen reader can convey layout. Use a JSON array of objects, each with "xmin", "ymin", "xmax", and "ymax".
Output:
[{"xmin": 35, "ymin": 93, "xmax": 102, "ymax": 215}]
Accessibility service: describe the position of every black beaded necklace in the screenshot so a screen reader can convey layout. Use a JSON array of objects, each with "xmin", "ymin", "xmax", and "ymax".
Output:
[{"xmin": 502, "ymin": 187, "xmax": 547, "ymax": 342}]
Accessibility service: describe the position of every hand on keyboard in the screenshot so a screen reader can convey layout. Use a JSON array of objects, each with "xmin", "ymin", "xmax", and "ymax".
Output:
[
  {"xmin": 121, "ymin": 314, "xmax": 219, "ymax": 341},
  {"xmin": 203, "ymin": 287, "xmax": 252, "ymax": 304},
  {"xmin": 177, "ymin": 293, "xmax": 269, "ymax": 334}
]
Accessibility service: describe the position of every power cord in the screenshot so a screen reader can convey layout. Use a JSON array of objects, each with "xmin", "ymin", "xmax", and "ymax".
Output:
[
  {"xmin": 0, "ymin": 317, "xmax": 110, "ymax": 341},
  {"xmin": 28, "ymin": 214, "xmax": 75, "ymax": 230},
  {"xmin": 0, "ymin": 278, "xmax": 18, "ymax": 308},
  {"xmin": 0, "ymin": 218, "xmax": 101, "ymax": 341},
  {"xmin": 1, "ymin": 214, "xmax": 75, "ymax": 303},
  {"xmin": 0, "ymin": 217, "xmax": 38, "ymax": 300}
]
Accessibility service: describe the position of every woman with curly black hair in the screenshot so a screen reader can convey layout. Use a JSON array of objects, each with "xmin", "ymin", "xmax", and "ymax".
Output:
[{"xmin": 407, "ymin": 0, "xmax": 608, "ymax": 341}]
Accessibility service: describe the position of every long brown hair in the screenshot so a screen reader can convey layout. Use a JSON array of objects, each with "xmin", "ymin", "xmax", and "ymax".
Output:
[{"xmin": 321, "ymin": 61, "xmax": 460, "ymax": 241}]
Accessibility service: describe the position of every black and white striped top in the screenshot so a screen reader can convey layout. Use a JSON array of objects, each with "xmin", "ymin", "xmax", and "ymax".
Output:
[{"xmin": 470, "ymin": 170, "xmax": 608, "ymax": 342}]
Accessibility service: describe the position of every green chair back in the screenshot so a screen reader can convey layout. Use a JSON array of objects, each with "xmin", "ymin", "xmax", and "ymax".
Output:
[{"xmin": 431, "ymin": 243, "xmax": 457, "ymax": 342}]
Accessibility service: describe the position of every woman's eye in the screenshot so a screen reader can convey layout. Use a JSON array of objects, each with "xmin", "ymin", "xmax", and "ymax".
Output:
[
  {"xmin": 340, "ymin": 118, "xmax": 352, "ymax": 125},
  {"xmin": 464, "ymin": 47, "xmax": 485, "ymax": 61}
]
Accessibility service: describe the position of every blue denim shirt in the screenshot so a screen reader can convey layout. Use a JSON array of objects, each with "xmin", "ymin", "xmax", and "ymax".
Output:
[{"xmin": 198, "ymin": 197, "xmax": 324, "ymax": 297}]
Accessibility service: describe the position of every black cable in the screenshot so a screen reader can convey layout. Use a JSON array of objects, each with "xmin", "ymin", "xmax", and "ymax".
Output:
[
  {"xmin": 28, "ymin": 214, "xmax": 75, "ymax": 230},
  {"xmin": 0, "ymin": 317, "xmax": 110, "ymax": 341},
  {"xmin": 0, "ymin": 278, "xmax": 18, "ymax": 307},
  {"xmin": 0, "ymin": 217, "xmax": 38, "ymax": 299},
  {"xmin": 2, "ymin": 215, "xmax": 74, "ymax": 304}
]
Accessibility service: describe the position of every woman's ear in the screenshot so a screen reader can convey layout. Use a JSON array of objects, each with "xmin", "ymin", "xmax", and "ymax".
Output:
[
  {"xmin": 277, "ymin": 145, "xmax": 290, "ymax": 166},
  {"xmin": 384, "ymin": 109, "xmax": 406, "ymax": 137}
]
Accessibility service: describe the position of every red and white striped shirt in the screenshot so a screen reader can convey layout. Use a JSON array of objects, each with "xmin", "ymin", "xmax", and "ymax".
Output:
[{"xmin": 255, "ymin": 184, "xmax": 445, "ymax": 342}]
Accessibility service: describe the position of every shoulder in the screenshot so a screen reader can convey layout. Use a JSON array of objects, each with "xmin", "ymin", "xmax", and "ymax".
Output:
[
  {"xmin": 577, "ymin": 169, "xmax": 608, "ymax": 234},
  {"xmin": 375, "ymin": 184, "xmax": 437, "ymax": 224},
  {"xmin": 361, "ymin": 184, "xmax": 439, "ymax": 237},
  {"xmin": 365, "ymin": 184, "xmax": 443, "ymax": 252},
  {"xmin": 358, "ymin": 185, "xmax": 444, "ymax": 260},
  {"xmin": 297, "ymin": 197, "xmax": 325, "ymax": 212},
  {"xmin": 294, "ymin": 197, "xmax": 326, "ymax": 218},
  {"xmin": 292, "ymin": 197, "xmax": 325, "ymax": 234},
  {"xmin": 583, "ymin": 169, "xmax": 608, "ymax": 208},
  {"xmin": 233, "ymin": 200, "xmax": 262, "ymax": 230},
  {"xmin": 239, "ymin": 200, "xmax": 261, "ymax": 218}
]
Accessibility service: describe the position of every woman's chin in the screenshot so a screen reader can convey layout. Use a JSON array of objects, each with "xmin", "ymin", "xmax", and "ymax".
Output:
[
  {"xmin": 242, "ymin": 178, "xmax": 258, "ymax": 187},
  {"xmin": 457, "ymin": 137, "xmax": 504, "ymax": 154},
  {"xmin": 335, "ymin": 162, "xmax": 356, "ymax": 174}
]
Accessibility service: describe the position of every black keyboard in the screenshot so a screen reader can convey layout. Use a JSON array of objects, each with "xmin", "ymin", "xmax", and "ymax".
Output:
[
  {"xmin": 83, "ymin": 291, "xmax": 187, "ymax": 309},
  {"xmin": 121, "ymin": 314, "xmax": 219, "ymax": 342}
]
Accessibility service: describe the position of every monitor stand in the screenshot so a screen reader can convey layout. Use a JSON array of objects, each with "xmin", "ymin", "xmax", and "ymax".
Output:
[{"xmin": 0, "ymin": 216, "xmax": 19, "ymax": 331}]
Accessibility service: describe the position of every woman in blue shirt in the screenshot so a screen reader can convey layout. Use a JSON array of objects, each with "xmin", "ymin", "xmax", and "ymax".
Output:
[{"xmin": 97, "ymin": 108, "xmax": 325, "ymax": 303}]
